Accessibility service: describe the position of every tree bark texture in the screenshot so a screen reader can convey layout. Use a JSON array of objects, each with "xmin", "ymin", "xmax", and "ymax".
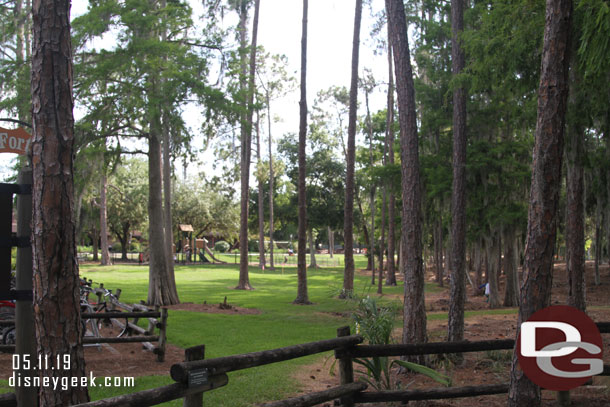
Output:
[
  {"xmin": 473, "ymin": 241, "xmax": 482, "ymax": 294},
  {"xmin": 435, "ymin": 219, "xmax": 444, "ymax": 287},
  {"xmin": 161, "ymin": 0, "xmax": 176, "ymax": 293},
  {"xmin": 342, "ymin": 0, "xmax": 363, "ymax": 296},
  {"xmin": 328, "ymin": 226, "xmax": 334, "ymax": 258},
  {"xmin": 385, "ymin": 36, "xmax": 397, "ymax": 286},
  {"xmin": 294, "ymin": 0, "xmax": 310, "ymax": 304},
  {"xmin": 308, "ymin": 228, "xmax": 317, "ymax": 268},
  {"xmin": 448, "ymin": 0, "xmax": 467, "ymax": 345},
  {"xmin": 386, "ymin": 0, "xmax": 427, "ymax": 364},
  {"xmin": 162, "ymin": 111, "xmax": 176, "ymax": 294},
  {"xmin": 369, "ymin": 184, "xmax": 376, "ymax": 277},
  {"xmin": 119, "ymin": 222, "xmax": 130, "ymax": 260},
  {"xmin": 594, "ymin": 205, "xmax": 601, "ymax": 285},
  {"xmin": 508, "ymin": 0, "xmax": 572, "ymax": 404},
  {"xmin": 565, "ymin": 73, "xmax": 586, "ymax": 311},
  {"xmin": 30, "ymin": 0, "xmax": 90, "ymax": 402},
  {"xmin": 485, "ymin": 235, "xmax": 501, "ymax": 308},
  {"xmin": 237, "ymin": 0, "xmax": 253, "ymax": 290},
  {"xmin": 256, "ymin": 116, "xmax": 266, "ymax": 269},
  {"xmin": 146, "ymin": 0, "xmax": 178, "ymax": 306},
  {"xmin": 378, "ymin": 186, "xmax": 386, "ymax": 294},
  {"xmin": 268, "ymin": 102, "xmax": 275, "ymax": 270},
  {"xmin": 91, "ymin": 223, "xmax": 99, "ymax": 261},
  {"xmin": 503, "ymin": 232, "xmax": 519, "ymax": 307},
  {"xmin": 100, "ymin": 171, "xmax": 110, "ymax": 265},
  {"xmin": 366, "ymin": 88, "xmax": 376, "ymax": 279},
  {"xmin": 148, "ymin": 127, "xmax": 178, "ymax": 305}
]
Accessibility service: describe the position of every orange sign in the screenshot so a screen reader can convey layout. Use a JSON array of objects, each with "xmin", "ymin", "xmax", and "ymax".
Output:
[{"xmin": 0, "ymin": 127, "xmax": 32, "ymax": 155}]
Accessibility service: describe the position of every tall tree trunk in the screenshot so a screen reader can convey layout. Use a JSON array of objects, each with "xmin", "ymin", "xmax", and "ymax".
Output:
[
  {"xmin": 161, "ymin": 0, "xmax": 176, "ymax": 294},
  {"xmin": 145, "ymin": 0, "xmax": 178, "ymax": 306},
  {"xmin": 148, "ymin": 127, "xmax": 178, "ymax": 305},
  {"xmin": 434, "ymin": 222, "xmax": 441, "ymax": 282},
  {"xmin": 487, "ymin": 232, "xmax": 502, "ymax": 308},
  {"xmin": 92, "ymin": 223, "xmax": 99, "ymax": 262},
  {"xmin": 366, "ymin": 86, "xmax": 376, "ymax": 279},
  {"xmin": 448, "ymin": 0, "xmax": 467, "ymax": 346},
  {"xmin": 378, "ymin": 185, "xmax": 386, "ymax": 295},
  {"xmin": 369, "ymin": 184, "xmax": 376, "ymax": 279},
  {"xmin": 508, "ymin": 0, "xmax": 572, "ymax": 403},
  {"xmin": 385, "ymin": 33, "xmax": 397, "ymax": 286},
  {"xmin": 308, "ymin": 228, "xmax": 318, "ymax": 268},
  {"xmin": 484, "ymin": 235, "xmax": 501, "ymax": 308},
  {"xmin": 100, "ymin": 171, "xmax": 110, "ymax": 265},
  {"xmin": 474, "ymin": 241, "xmax": 483, "ymax": 295},
  {"xmin": 294, "ymin": 0, "xmax": 310, "ymax": 304},
  {"xmin": 387, "ymin": 0, "xmax": 427, "ymax": 364},
  {"xmin": 236, "ymin": 0, "xmax": 255, "ymax": 290},
  {"xmin": 267, "ymin": 95, "xmax": 275, "ymax": 270},
  {"xmin": 342, "ymin": 0, "xmax": 363, "ymax": 297},
  {"xmin": 121, "ymin": 223, "xmax": 130, "ymax": 260},
  {"xmin": 328, "ymin": 226, "xmax": 334, "ymax": 258},
  {"xmin": 594, "ymin": 205, "xmax": 601, "ymax": 285},
  {"xmin": 30, "ymin": 0, "xmax": 90, "ymax": 401},
  {"xmin": 503, "ymin": 230, "xmax": 519, "ymax": 307},
  {"xmin": 435, "ymin": 219, "xmax": 444, "ymax": 286},
  {"xmin": 604, "ymin": 102, "xmax": 610, "ymax": 269},
  {"xmin": 357, "ymin": 196, "xmax": 373, "ymax": 276},
  {"xmin": 162, "ymin": 111, "xmax": 176, "ymax": 291},
  {"xmin": 256, "ymin": 115, "xmax": 266, "ymax": 269},
  {"xmin": 565, "ymin": 71, "xmax": 586, "ymax": 311}
]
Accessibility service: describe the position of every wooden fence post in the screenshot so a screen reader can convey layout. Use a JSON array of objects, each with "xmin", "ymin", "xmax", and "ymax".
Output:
[
  {"xmin": 183, "ymin": 345, "xmax": 205, "ymax": 407},
  {"xmin": 336, "ymin": 326, "xmax": 355, "ymax": 407},
  {"xmin": 157, "ymin": 307, "xmax": 168, "ymax": 362}
]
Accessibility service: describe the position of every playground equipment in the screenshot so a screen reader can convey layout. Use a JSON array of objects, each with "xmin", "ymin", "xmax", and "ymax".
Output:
[{"xmin": 177, "ymin": 224, "xmax": 226, "ymax": 264}]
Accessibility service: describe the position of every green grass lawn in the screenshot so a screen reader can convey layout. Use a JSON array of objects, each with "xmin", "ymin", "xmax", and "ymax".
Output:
[{"xmin": 0, "ymin": 255, "xmax": 443, "ymax": 406}]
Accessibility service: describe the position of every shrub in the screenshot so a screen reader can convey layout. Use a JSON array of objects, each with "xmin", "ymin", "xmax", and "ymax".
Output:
[
  {"xmin": 214, "ymin": 241, "xmax": 230, "ymax": 253},
  {"xmin": 247, "ymin": 239, "xmax": 260, "ymax": 252},
  {"xmin": 352, "ymin": 297, "xmax": 451, "ymax": 390}
]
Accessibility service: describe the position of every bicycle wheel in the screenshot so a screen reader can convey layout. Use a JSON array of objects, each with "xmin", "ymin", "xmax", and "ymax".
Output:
[
  {"xmin": 1, "ymin": 326, "xmax": 16, "ymax": 345},
  {"xmin": 0, "ymin": 309, "xmax": 15, "ymax": 320}
]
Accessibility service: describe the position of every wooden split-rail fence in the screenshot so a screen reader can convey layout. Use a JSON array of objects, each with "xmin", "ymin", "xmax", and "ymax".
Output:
[{"xmin": 1, "ymin": 322, "xmax": 607, "ymax": 407}]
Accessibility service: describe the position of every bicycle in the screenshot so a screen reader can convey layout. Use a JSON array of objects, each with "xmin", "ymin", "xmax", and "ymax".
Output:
[
  {"xmin": 0, "ymin": 300, "xmax": 16, "ymax": 345},
  {"xmin": 80, "ymin": 283, "xmax": 130, "ymax": 341}
]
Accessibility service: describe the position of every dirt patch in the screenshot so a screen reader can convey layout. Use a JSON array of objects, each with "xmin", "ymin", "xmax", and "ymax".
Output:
[
  {"xmin": 165, "ymin": 302, "xmax": 261, "ymax": 315},
  {"xmin": 291, "ymin": 310, "xmax": 610, "ymax": 407},
  {"xmin": 300, "ymin": 261, "xmax": 610, "ymax": 406},
  {"xmin": 358, "ymin": 261, "xmax": 610, "ymax": 312}
]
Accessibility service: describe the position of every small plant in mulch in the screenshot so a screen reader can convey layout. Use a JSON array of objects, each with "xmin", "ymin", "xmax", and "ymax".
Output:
[
  {"xmin": 219, "ymin": 296, "xmax": 233, "ymax": 310},
  {"xmin": 352, "ymin": 297, "xmax": 452, "ymax": 391}
]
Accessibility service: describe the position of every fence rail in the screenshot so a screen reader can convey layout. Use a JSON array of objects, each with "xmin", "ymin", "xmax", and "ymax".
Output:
[
  {"xmin": 354, "ymin": 383, "xmax": 510, "ymax": 404},
  {"xmin": 170, "ymin": 334, "xmax": 363, "ymax": 383},
  {"xmin": 345, "ymin": 338, "xmax": 516, "ymax": 358}
]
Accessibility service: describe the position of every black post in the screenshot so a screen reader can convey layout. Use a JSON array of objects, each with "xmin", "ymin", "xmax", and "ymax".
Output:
[
  {"xmin": 0, "ymin": 185, "xmax": 12, "ymax": 297},
  {"xmin": 15, "ymin": 167, "xmax": 36, "ymax": 406}
]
